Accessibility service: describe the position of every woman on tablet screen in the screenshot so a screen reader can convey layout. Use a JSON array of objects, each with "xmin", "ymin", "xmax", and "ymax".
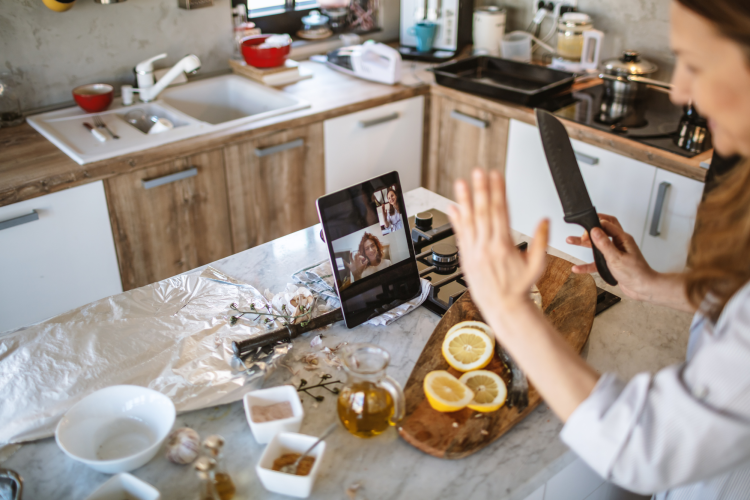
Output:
[
  {"xmin": 383, "ymin": 188, "xmax": 404, "ymax": 233},
  {"xmin": 346, "ymin": 233, "xmax": 392, "ymax": 281}
]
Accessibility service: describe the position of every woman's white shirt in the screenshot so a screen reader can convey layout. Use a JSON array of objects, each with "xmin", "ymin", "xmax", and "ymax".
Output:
[
  {"xmin": 387, "ymin": 212, "xmax": 403, "ymax": 231},
  {"xmin": 561, "ymin": 281, "xmax": 750, "ymax": 498},
  {"xmin": 360, "ymin": 259, "xmax": 392, "ymax": 279}
]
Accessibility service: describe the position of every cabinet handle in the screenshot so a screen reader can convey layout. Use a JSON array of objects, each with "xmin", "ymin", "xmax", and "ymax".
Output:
[
  {"xmin": 574, "ymin": 151, "xmax": 599, "ymax": 165},
  {"xmin": 0, "ymin": 210, "xmax": 39, "ymax": 231},
  {"xmin": 359, "ymin": 112, "xmax": 400, "ymax": 128},
  {"xmin": 254, "ymin": 138, "xmax": 304, "ymax": 157},
  {"xmin": 142, "ymin": 167, "xmax": 198, "ymax": 190},
  {"xmin": 649, "ymin": 181, "xmax": 671, "ymax": 237},
  {"xmin": 450, "ymin": 110, "xmax": 488, "ymax": 129}
]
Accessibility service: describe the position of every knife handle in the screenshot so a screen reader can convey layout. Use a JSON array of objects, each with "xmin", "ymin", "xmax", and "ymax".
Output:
[{"xmin": 564, "ymin": 208, "xmax": 618, "ymax": 286}]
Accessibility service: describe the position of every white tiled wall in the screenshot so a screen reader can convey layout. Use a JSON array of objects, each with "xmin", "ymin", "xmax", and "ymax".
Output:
[{"xmin": 523, "ymin": 458, "xmax": 651, "ymax": 500}]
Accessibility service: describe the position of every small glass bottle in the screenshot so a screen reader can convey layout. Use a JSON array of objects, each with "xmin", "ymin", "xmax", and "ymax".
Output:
[
  {"xmin": 203, "ymin": 435, "xmax": 236, "ymax": 500},
  {"xmin": 0, "ymin": 72, "xmax": 24, "ymax": 128},
  {"xmin": 194, "ymin": 456, "xmax": 221, "ymax": 500}
]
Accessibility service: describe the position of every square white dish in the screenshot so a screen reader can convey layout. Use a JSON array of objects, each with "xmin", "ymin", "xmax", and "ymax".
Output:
[
  {"xmin": 84, "ymin": 473, "xmax": 160, "ymax": 500},
  {"xmin": 243, "ymin": 385, "xmax": 303, "ymax": 444},
  {"xmin": 256, "ymin": 432, "xmax": 326, "ymax": 498}
]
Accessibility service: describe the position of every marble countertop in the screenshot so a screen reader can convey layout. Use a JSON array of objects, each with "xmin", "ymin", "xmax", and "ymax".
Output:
[{"xmin": 1, "ymin": 188, "xmax": 693, "ymax": 500}]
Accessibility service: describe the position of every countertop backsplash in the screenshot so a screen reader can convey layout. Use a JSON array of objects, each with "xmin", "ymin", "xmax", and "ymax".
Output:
[{"xmin": 2, "ymin": 0, "xmax": 235, "ymax": 112}]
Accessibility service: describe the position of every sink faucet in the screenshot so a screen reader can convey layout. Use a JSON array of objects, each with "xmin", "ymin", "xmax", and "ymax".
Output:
[{"xmin": 121, "ymin": 53, "xmax": 201, "ymax": 104}]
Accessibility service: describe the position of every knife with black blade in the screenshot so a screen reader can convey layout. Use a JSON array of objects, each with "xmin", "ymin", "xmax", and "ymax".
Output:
[{"xmin": 534, "ymin": 108, "xmax": 618, "ymax": 286}]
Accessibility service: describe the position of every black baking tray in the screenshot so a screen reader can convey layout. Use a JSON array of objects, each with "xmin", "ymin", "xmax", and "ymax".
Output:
[{"xmin": 431, "ymin": 56, "xmax": 576, "ymax": 106}]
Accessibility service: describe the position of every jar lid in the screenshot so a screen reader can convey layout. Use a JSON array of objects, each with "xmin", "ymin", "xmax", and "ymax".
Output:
[
  {"xmin": 603, "ymin": 50, "xmax": 659, "ymax": 76},
  {"xmin": 559, "ymin": 12, "xmax": 592, "ymax": 28},
  {"xmin": 301, "ymin": 10, "xmax": 329, "ymax": 27},
  {"xmin": 475, "ymin": 6, "xmax": 506, "ymax": 14}
]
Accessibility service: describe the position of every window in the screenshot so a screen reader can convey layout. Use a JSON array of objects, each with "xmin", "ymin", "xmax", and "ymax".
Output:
[{"xmin": 236, "ymin": 0, "xmax": 318, "ymax": 35}]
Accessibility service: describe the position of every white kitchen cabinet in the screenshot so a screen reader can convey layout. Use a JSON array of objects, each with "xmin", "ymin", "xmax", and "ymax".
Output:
[
  {"xmin": 324, "ymin": 96, "xmax": 424, "ymax": 193},
  {"xmin": 0, "ymin": 181, "xmax": 122, "ymax": 333},
  {"xmin": 506, "ymin": 119, "xmax": 657, "ymax": 264},
  {"xmin": 639, "ymin": 168, "xmax": 704, "ymax": 272}
]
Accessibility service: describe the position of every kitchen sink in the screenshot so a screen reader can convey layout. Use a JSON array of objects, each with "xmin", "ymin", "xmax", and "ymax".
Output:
[
  {"xmin": 160, "ymin": 74, "xmax": 309, "ymax": 126},
  {"xmin": 27, "ymin": 74, "xmax": 310, "ymax": 165}
]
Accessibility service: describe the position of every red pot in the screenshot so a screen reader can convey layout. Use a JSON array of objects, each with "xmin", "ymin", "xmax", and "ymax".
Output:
[
  {"xmin": 241, "ymin": 35, "xmax": 291, "ymax": 68},
  {"xmin": 72, "ymin": 83, "xmax": 114, "ymax": 113}
]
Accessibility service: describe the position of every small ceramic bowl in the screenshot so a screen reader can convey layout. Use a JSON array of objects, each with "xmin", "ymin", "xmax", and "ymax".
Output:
[
  {"xmin": 84, "ymin": 473, "xmax": 160, "ymax": 500},
  {"xmin": 256, "ymin": 432, "xmax": 326, "ymax": 498},
  {"xmin": 244, "ymin": 385, "xmax": 304, "ymax": 444},
  {"xmin": 55, "ymin": 385, "xmax": 176, "ymax": 474},
  {"xmin": 241, "ymin": 34, "xmax": 291, "ymax": 68},
  {"xmin": 72, "ymin": 83, "xmax": 114, "ymax": 113}
]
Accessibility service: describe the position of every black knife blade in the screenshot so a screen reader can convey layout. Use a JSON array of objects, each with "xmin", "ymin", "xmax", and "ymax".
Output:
[{"xmin": 535, "ymin": 108, "xmax": 618, "ymax": 286}]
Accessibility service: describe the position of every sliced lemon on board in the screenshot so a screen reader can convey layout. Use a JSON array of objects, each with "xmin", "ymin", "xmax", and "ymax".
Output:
[
  {"xmin": 424, "ymin": 370, "xmax": 475, "ymax": 412},
  {"xmin": 459, "ymin": 370, "xmax": 508, "ymax": 413},
  {"xmin": 445, "ymin": 321, "xmax": 495, "ymax": 349},
  {"xmin": 442, "ymin": 327, "xmax": 494, "ymax": 372}
]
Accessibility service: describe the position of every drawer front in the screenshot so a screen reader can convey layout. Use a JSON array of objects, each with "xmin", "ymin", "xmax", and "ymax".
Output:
[
  {"xmin": 427, "ymin": 96, "xmax": 510, "ymax": 199},
  {"xmin": 506, "ymin": 119, "xmax": 656, "ymax": 262},
  {"xmin": 105, "ymin": 148, "xmax": 233, "ymax": 290},
  {"xmin": 639, "ymin": 168, "xmax": 704, "ymax": 272},
  {"xmin": 324, "ymin": 96, "xmax": 424, "ymax": 193},
  {"xmin": 0, "ymin": 181, "xmax": 122, "ymax": 333}
]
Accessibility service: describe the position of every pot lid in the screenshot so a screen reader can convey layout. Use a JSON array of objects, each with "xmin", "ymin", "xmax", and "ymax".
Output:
[
  {"xmin": 301, "ymin": 10, "xmax": 329, "ymax": 27},
  {"xmin": 603, "ymin": 50, "xmax": 658, "ymax": 76}
]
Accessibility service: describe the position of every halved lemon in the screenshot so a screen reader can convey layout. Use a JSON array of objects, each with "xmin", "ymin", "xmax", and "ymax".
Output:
[
  {"xmin": 445, "ymin": 321, "xmax": 495, "ymax": 349},
  {"xmin": 424, "ymin": 370, "xmax": 475, "ymax": 412},
  {"xmin": 459, "ymin": 370, "xmax": 507, "ymax": 413},
  {"xmin": 442, "ymin": 327, "xmax": 494, "ymax": 372}
]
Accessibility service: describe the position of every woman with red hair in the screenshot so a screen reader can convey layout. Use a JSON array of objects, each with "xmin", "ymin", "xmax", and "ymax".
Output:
[{"xmin": 345, "ymin": 232, "xmax": 392, "ymax": 281}]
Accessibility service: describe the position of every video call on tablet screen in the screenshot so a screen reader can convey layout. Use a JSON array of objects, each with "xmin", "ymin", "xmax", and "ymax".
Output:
[{"xmin": 316, "ymin": 172, "xmax": 421, "ymax": 328}]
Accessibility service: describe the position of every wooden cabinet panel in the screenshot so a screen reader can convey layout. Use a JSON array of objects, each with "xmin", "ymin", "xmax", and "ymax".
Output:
[
  {"xmin": 425, "ymin": 95, "xmax": 510, "ymax": 199},
  {"xmin": 105, "ymin": 148, "xmax": 233, "ymax": 291},
  {"xmin": 224, "ymin": 123, "xmax": 325, "ymax": 252}
]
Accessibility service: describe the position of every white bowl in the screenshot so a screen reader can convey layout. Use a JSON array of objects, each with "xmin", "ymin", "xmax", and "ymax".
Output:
[
  {"xmin": 243, "ymin": 385, "xmax": 304, "ymax": 444},
  {"xmin": 84, "ymin": 473, "xmax": 161, "ymax": 500},
  {"xmin": 55, "ymin": 385, "xmax": 176, "ymax": 474},
  {"xmin": 256, "ymin": 432, "xmax": 326, "ymax": 498}
]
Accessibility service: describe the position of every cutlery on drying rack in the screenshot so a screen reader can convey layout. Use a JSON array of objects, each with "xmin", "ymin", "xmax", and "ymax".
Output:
[{"xmin": 93, "ymin": 115, "xmax": 119, "ymax": 140}]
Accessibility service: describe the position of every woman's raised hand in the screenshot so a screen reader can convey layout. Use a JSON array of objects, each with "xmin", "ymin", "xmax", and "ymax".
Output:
[
  {"xmin": 448, "ymin": 169, "xmax": 549, "ymax": 316},
  {"xmin": 566, "ymin": 214, "xmax": 656, "ymax": 301}
]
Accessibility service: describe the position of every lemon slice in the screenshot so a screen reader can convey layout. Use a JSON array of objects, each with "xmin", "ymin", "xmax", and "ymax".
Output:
[
  {"xmin": 424, "ymin": 370, "xmax": 475, "ymax": 412},
  {"xmin": 445, "ymin": 321, "xmax": 495, "ymax": 349},
  {"xmin": 442, "ymin": 327, "xmax": 494, "ymax": 372},
  {"xmin": 459, "ymin": 370, "xmax": 507, "ymax": 413}
]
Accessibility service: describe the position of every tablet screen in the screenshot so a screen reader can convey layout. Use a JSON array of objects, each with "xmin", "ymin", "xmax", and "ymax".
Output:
[{"xmin": 316, "ymin": 172, "xmax": 421, "ymax": 328}]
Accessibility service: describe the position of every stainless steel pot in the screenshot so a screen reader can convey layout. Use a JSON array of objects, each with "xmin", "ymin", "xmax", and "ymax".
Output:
[{"xmin": 599, "ymin": 50, "xmax": 660, "ymax": 102}]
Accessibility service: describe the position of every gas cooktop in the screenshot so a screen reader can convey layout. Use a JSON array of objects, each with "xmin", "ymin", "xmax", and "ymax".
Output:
[{"xmin": 409, "ymin": 208, "xmax": 620, "ymax": 317}]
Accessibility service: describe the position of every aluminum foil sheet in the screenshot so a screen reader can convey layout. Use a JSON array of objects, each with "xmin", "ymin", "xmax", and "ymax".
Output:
[{"xmin": 0, "ymin": 267, "xmax": 293, "ymax": 445}]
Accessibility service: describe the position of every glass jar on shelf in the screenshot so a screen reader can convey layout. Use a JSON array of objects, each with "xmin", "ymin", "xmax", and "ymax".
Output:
[{"xmin": 0, "ymin": 72, "xmax": 24, "ymax": 128}]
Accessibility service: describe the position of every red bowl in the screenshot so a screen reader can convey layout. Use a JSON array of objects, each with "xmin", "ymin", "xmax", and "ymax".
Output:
[
  {"xmin": 72, "ymin": 84, "xmax": 114, "ymax": 113},
  {"xmin": 241, "ymin": 35, "xmax": 291, "ymax": 68}
]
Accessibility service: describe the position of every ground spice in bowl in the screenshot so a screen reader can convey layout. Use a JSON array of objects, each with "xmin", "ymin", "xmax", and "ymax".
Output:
[
  {"xmin": 271, "ymin": 453, "xmax": 315, "ymax": 476},
  {"xmin": 251, "ymin": 401, "xmax": 294, "ymax": 423}
]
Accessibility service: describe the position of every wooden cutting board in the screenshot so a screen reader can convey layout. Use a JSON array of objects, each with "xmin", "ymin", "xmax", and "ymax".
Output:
[{"xmin": 398, "ymin": 255, "xmax": 597, "ymax": 459}]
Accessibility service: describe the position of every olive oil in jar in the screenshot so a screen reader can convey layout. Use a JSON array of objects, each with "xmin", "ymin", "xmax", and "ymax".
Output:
[{"xmin": 337, "ymin": 381, "xmax": 394, "ymax": 438}]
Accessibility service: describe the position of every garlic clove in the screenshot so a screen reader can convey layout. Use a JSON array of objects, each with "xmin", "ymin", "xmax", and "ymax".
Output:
[{"xmin": 165, "ymin": 427, "xmax": 201, "ymax": 465}]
